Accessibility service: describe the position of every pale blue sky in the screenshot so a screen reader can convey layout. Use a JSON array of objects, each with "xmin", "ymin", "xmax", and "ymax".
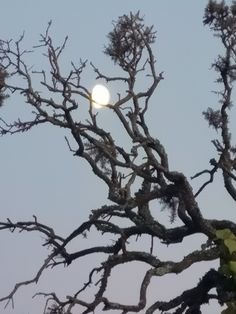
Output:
[{"xmin": 0, "ymin": 1, "xmax": 235, "ymax": 313}]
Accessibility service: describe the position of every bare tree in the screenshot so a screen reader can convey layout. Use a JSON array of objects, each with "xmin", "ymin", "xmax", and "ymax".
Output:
[
  {"xmin": 0, "ymin": 67, "xmax": 8, "ymax": 108},
  {"xmin": 0, "ymin": 2, "xmax": 236, "ymax": 313}
]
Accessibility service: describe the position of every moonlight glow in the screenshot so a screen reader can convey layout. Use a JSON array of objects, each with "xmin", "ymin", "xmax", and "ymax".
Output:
[{"xmin": 91, "ymin": 84, "xmax": 110, "ymax": 109}]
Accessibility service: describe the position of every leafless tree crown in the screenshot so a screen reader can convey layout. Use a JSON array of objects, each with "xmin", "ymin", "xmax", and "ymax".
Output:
[{"xmin": 0, "ymin": 3, "xmax": 236, "ymax": 314}]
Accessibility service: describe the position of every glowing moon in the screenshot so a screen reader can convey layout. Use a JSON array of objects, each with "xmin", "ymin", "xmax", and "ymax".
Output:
[{"xmin": 91, "ymin": 84, "xmax": 110, "ymax": 109}]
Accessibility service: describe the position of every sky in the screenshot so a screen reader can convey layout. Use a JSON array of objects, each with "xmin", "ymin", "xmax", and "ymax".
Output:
[{"xmin": 0, "ymin": 1, "xmax": 235, "ymax": 313}]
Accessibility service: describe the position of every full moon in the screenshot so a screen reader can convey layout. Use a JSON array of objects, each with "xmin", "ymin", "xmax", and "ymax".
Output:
[{"xmin": 91, "ymin": 84, "xmax": 110, "ymax": 109}]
